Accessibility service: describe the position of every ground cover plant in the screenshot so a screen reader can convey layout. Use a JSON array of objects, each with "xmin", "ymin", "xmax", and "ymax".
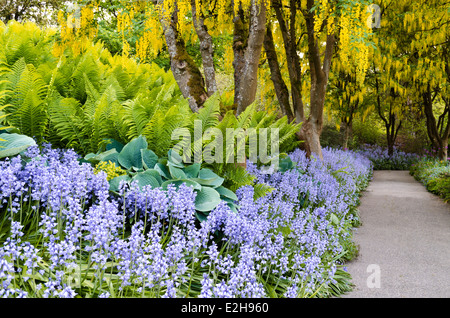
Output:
[
  {"xmin": 357, "ymin": 144, "xmax": 420, "ymax": 170},
  {"xmin": 0, "ymin": 142, "xmax": 372, "ymax": 298},
  {"xmin": 410, "ymin": 157, "xmax": 450, "ymax": 203}
]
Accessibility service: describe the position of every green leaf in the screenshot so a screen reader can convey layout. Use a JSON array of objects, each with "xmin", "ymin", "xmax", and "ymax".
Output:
[
  {"xmin": 132, "ymin": 170, "xmax": 161, "ymax": 189},
  {"xmin": 168, "ymin": 163, "xmax": 187, "ymax": 179},
  {"xmin": 198, "ymin": 168, "xmax": 220, "ymax": 180},
  {"xmin": 195, "ymin": 211, "xmax": 208, "ymax": 222},
  {"xmin": 167, "ymin": 148, "xmax": 184, "ymax": 168},
  {"xmin": 141, "ymin": 148, "xmax": 158, "ymax": 170},
  {"xmin": 215, "ymin": 186, "xmax": 238, "ymax": 201},
  {"xmin": 118, "ymin": 135, "xmax": 148, "ymax": 170},
  {"xmin": 141, "ymin": 168, "xmax": 163, "ymax": 184},
  {"xmin": 193, "ymin": 168, "xmax": 224, "ymax": 187},
  {"xmin": 109, "ymin": 174, "xmax": 131, "ymax": 192},
  {"xmin": 161, "ymin": 179, "xmax": 202, "ymax": 190},
  {"xmin": 194, "ymin": 186, "xmax": 221, "ymax": 212},
  {"xmin": 84, "ymin": 149, "xmax": 119, "ymax": 165},
  {"xmin": 330, "ymin": 213, "xmax": 340, "ymax": 226},
  {"xmin": 0, "ymin": 133, "xmax": 36, "ymax": 158},
  {"xmin": 155, "ymin": 162, "xmax": 170, "ymax": 179},
  {"xmin": 104, "ymin": 138, "xmax": 124, "ymax": 152},
  {"xmin": 184, "ymin": 163, "xmax": 201, "ymax": 178}
]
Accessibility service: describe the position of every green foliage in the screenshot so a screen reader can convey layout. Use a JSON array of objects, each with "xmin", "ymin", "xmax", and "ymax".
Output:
[
  {"xmin": 0, "ymin": 132, "xmax": 36, "ymax": 158},
  {"xmin": 410, "ymin": 158, "xmax": 450, "ymax": 202},
  {"xmin": 85, "ymin": 135, "xmax": 240, "ymax": 221}
]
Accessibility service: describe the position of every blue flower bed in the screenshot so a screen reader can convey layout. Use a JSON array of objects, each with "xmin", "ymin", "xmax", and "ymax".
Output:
[
  {"xmin": 0, "ymin": 144, "xmax": 372, "ymax": 298},
  {"xmin": 357, "ymin": 144, "xmax": 420, "ymax": 170}
]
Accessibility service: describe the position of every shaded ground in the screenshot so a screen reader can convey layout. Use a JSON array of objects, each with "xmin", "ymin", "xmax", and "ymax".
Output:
[{"xmin": 342, "ymin": 170, "xmax": 450, "ymax": 298}]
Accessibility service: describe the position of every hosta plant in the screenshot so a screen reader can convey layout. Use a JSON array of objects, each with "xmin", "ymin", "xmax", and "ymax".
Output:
[{"xmin": 85, "ymin": 135, "xmax": 239, "ymax": 220}]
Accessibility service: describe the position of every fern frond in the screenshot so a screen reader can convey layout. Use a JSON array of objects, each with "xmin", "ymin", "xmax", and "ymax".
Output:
[
  {"xmin": 142, "ymin": 105, "xmax": 189, "ymax": 157},
  {"xmin": 194, "ymin": 93, "xmax": 221, "ymax": 133},
  {"xmin": 48, "ymin": 96, "xmax": 89, "ymax": 153}
]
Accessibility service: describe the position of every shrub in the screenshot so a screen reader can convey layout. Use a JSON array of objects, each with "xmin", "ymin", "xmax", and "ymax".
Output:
[{"xmin": 410, "ymin": 158, "xmax": 450, "ymax": 202}]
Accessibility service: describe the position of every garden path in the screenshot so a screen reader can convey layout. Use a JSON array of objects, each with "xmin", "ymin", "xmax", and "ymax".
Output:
[{"xmin": 342, "ymin": 170, "xmax": 450, "ymax": 298}]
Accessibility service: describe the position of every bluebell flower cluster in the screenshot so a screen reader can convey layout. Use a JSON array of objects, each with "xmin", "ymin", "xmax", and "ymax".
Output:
[
  {"xmin": 357, "ymin": 144, "xmax": 420, "ymax": 170},
  {"xmin": 0, "ymin": 144, "xmax": 372, "ymax": 298}
]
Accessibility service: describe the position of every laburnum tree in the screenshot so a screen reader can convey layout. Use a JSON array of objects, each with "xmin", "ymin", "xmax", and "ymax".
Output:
[
  {"xmin": 0, "ymin": 0, "xmax": 63, "ymax": 25},
  {"xmin": 365, "ymin": 0, "xmax": 417, "ymax": 156},
  {"xmin": 263, "ymin": 0, "xmax": 373, "ymax": 159},
  {"xmin": 326, "ymin": 57, "xmax": 371, "ymax": 149},
  {"xmin": 402, "ymin": 0, "xmax": 450, "ymax": 160},
  {"xmin": 55, "ymin": 0, "xmax": 374, "ymax": 159}
]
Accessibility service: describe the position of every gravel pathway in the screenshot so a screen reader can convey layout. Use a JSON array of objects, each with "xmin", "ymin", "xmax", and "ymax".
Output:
[{"xmin": 342, "ymin": 170, "xmax": 450, "ymax": 298}]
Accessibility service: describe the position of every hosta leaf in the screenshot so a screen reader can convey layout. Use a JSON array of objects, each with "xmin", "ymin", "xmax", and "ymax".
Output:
[
  {"xmin": 132, "ymin": 171, "xmax": 161, "ymax": 189},
  {"xmin": 215, "ymin": 186, "xmax": 238, "ymax": 201},
  {"xmin": 141, "ymin": 148, "xmax": 158, "ymax": 170},
  {"xmin": 155, "ymin": 162, "xmax": 170, "ymax": 179},
  {"xmin": 118, "ymin": 135, "xmax": 148, "ymax": 170},
  {"xmin": 0, "ymin": 133, "xmax": 36, "ymax": 158},
  {"xmin": 161, "ymin": 179, "xmax": 201, "ymax": 190},
  {"xmin": 167, "ymin": 148, "xmax": 184, "ymax": 168},
  {"xmin": 84, "ymin": 149, "xmax": 119, "ymax": 165},
  {"xmin": 168, "ymin": 163, "xmax": 186, "ymax": 179},
  {"xmin": 109, "ymin": 174, "xmax": 131, "ymax": 192},
  {"xmin": 194, "ymin": 186, "xmax": 221, "ymax": 212},
  {"xmin": 184, "ymin": 163, "xmax": 201, "ymax": 178}
]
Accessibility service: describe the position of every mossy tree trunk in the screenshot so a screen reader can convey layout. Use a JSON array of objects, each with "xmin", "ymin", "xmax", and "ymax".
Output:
[
  {"xmin": 233, "ymin": 0, "xmax": 267, "ymax": 116},
  {"xmin": 191, "ymin": 0, "xmax": 217, "ymax": 97},
  {"xmin": 159, "ymin": 0, "xmax": 208, "ymax": 112},
  {"xmin": 263, "ymin": 22, "xmax": 293, "ymax": 122}
]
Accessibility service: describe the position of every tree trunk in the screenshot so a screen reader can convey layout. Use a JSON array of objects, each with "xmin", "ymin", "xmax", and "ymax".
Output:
[
  {"xmin": 423, "ymin": 85, "xmax": 450, "ymax": 161},
  {"xmin": 302, "ymin": 119, "xmax": 323, "ymax": 159},
  {"xmin": 272, "ymin": 0, "xmax": 304, "ymax": 124},
  {"xmin": 234, "ymin": 0, "xmax": 267, "ymax": 116},
  {"xmin": 191, "ymin": 0, "xmax": 217, "ymax": 97},
  {"xmin": 341, "ymin": 119, "xmax": 353, "ymax": 149},
  {"xmin": 263, "ymin": 22, "xmax": 293, "ymax": 121},
  {"xmin": 159, "ymin": 0, "xmax": 208, "ymax": 112},
  {"xmin": 298, "ymin": 0, "xmax": 335, "ymax": 160}
]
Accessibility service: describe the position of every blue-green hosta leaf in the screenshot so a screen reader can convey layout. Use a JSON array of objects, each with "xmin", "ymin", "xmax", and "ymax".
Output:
[
  {"xmin": 195, "ymin": 211, "xmax": 208, "ymax": 222},
  {"xmin": 109, "ymin": 174, "xmax": 131, "ymax": 192},
  {"xmin": 154, "ymin": 162, "xmax": 170, "ymax": 179},
  {"xmin": 84, "ymin": 149, "xmax": 119, "ymax": 165},
  {"xmin": 194, "ymin": 186, "xmax": 221, "ymax": 212},
  {"xmin": 141, "ymin": 148, "xmax": 158, "ymax": 170},
  {"xmin": 0, "ymin": 133, "xmax": 36, "ymax": 158},
  {"xmin": 198, "ymin": 168, "xmax": 220, "ymax": 180},
  {"xmin": 184, "ymin": 163, "xmax": 201, "ymax": 178},
  {"xmin": 132, "ymin": 170, "xmax": 161, "ymax": 190},
  {"xmin": 192, "ymin": 176, "xmax": 224, "ymax": 188},
  {"xmin": 118, "ymin": 135, "xmax": 148, "ymax": 170},
  {"xmin": 168, "ymin": 162, "xmax": 186, "ymax": 179},
  {"xmin": 193, "ymin": 168, "xmax": 224, "ymax": 187},
  {"xmin": 215, "ymin": 186, "xmax": 238, "ymax": 201},
  {"xmin": 141, "ymin": 168, "xmax": 163, "ymax": 184},
  {"xmin": 161, "ymin": 179, "xmax": 201, "ymax": 191},
  {"xmin": 167, "ymin": 149, "xmax": 184, "ymax": 168},
  {"xmin": 104, "ymin": 138, "xmax": 124, "ymax": 152}
]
